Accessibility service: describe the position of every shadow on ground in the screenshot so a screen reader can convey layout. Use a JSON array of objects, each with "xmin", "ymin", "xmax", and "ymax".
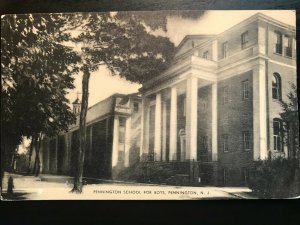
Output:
[{"xmin": 2, "ymin": 192, "xmax": 28, "ymax": 200}]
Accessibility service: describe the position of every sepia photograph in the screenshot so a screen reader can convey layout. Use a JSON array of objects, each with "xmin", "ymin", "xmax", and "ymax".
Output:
[{"xmin": 1, "ymin": 10, "xmax": 299, "ymax": 200}]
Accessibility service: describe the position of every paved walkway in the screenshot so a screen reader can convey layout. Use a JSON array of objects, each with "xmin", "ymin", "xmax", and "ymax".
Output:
[{"xmin": 1, "ymin": 173, "xmax": 257, "ymax": 200}]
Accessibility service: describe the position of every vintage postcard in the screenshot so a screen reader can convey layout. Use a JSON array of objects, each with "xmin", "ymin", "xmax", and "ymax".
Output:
[{"xmin": 1, "ymin": 10, "xmax": 299, "ymax": 200}]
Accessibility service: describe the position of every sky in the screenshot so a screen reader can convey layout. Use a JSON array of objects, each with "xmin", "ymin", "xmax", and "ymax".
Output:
[{"xmin": 66, "ymin": 10, "xmax": 295, "ymax": 108}]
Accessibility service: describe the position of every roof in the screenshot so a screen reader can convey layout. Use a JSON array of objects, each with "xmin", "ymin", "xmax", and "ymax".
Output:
[{"xmin": 176, "ymin": 34, "xmax": 217, "ymax": 50}]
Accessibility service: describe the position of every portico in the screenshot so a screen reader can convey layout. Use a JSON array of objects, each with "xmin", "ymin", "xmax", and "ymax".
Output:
[{"xmin": 140, "ymin": 56, "xmax": 218, "ymax": 163}]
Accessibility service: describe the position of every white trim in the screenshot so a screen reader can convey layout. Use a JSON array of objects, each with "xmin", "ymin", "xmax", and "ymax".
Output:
[
  {"xmin": 139, "ymin": 98, "xmax": 145, "ymax": 157},
  {"xmin": 259, "ymin": 61, "xmax": 268, "ymax": 160},
  {"xmin": 124, "ymin": 117, "xmax": 131, "ymax": 167},
  {"xmin": 185, "ymin": 77, "xmax": 198, "ymax": 160},
  {"xmin": 169, "ymin": 86, "xmax": 178, "ymax": 161},
  {"xmin": 144, "ymin": 71, "xmax": 191, "ymax": 97},
  {"xmin": 161, "ymin": 101, "xmax": 167, "ymax": 162},
  {"xmin": 112, "ymin": 115, "xmax": 119, "ymax": 168},
  {"xmin": 211, "ymin": 82, "xmax": 218, "ymax": 161},
  {"xmin": 154, "ymin": 93, "xmax": 162, "ymax": 161},
  {"xmin": 268, "ymin": 59, "xmax": 296, "ymax": 69}
]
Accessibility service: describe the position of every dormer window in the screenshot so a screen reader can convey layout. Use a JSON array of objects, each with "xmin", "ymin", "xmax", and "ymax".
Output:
[
  {"xmin": 274, "ymin": 31, "xmax": 283, "ymax": 54},
  {"xmin": 203, "ymin": 51, "xmax": 209, "ymax": 59}
]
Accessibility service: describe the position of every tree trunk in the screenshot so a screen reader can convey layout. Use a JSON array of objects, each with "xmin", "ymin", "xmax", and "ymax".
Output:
[
  {"xmin": 10, "ymin": 151, "xmax": 15, "ymax": 172},
  {"xmin": 27, "ymin": 135, "xmax": 36, "ymax": 174},
  {"xmin": 34, "ymin": 133, "xmax": 42, "ymax": 177},
  {"xmin": 72, "ymin": 66, "xmax": 90, "ymax": 193}
]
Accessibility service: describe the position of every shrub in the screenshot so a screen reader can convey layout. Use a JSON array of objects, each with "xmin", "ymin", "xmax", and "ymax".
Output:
[
  {"xmin": 248, "ymin": 157, "xmax": 297, "ymax": 198},
  {"xmin": 116, "ymin": 163, "xmax": 145, "ymax": 182},
  {"xmin": 116, "ymin": 162, "xmax": 175, "ymax": 184}
]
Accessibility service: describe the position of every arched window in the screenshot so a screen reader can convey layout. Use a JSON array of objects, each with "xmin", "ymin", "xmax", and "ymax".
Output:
[
  {"xmin": 272, "ymin": 73, "xmax": 282, "ymax": 100},
  {"xmin": 273, "ymin": 118, "xmax": 283, "ymax": 151}
]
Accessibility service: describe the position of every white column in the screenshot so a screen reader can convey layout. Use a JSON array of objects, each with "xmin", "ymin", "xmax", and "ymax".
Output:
[
  {"xmin": 169, "ymin": 87, "xmax": 177, "ymax": 161},
  {"xmin": 259, "ymin": 61, "xmax": 267, "ymax": 160},
  {"xmin": 112, "ymin": 115, "xmax": 119, "ymax": 168},
  {"xmin": 253, "ymin": 60, "xmax": 268, "ymax": 160},
  {"xmin": 144, "ymin": 103, "xmax": 150, "ymax": 156},
  {"xmin": 139, "ymin": 98, "xmax": 145, "ymax": 157},
  {"xmin": 162, "ymin": 101, "xmax": 167, "ymax": 161},
  {"xmin": 212, "ymin": 82, "xmax": 218, "ymax": 161},
  {"xmin": 124, "ymin": 117, "xmax": 131, "ymax": 167},
  {"xmin": 154, "ymin": 93, "xmax": 162, "ymax": 161},
  {"xmin": 185, "ymin": 76, "xmax": 198, "ymax": 160}
]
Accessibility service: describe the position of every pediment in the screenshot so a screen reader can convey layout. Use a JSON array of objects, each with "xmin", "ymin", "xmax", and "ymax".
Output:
[{"xmin": 175, "ymin": 35, "xmax": 216, "ymax": 57}]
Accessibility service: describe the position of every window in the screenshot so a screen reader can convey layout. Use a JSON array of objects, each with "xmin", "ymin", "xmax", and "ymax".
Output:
[
  {"xmin": 272, "ymin": 73, "xmax": 282, "ymax": 100},
  {"xmin": 203, "ymin": 51, "xmax": 209, "ymax": 59},
  {"xmin": 243, "ymin": 131, "xmax": 250, "ymax": 151},
  {"xmin": 273, "ymin": 119, "xmax": 283, "ymax": 151},
  {"xmin": 222, "ymin": 42, "xmax": 228, "ymax": 58},
  {"xmin": 133, "ymin": 102, "xmax": 139, "ymax": 112},
  {"xmin": 242, "ymin": 80, "xmax": 249, "ymax": 100},
  {"xmin": 284, "ymin": 35, "xmax": 292, "ymax": 57},
  {"xmin": 274, "ymin": 31, "xmax": 282, "ymax": 54},
  {"xmin": 241, "ymin": 31, "xmax": 249, "ymax": 49},
  {"xmin": 223, "ymin": 134, "xmax": 229, "ymax": 152},
  {"xmin": 223, "ymin": 86, "xmax": 229, "ymax": 105}
]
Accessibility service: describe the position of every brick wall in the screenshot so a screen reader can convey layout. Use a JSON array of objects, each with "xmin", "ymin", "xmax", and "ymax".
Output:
[
  {"xmin": 217, "ymin": 21, "xmax": 258, "ymax": 61},
  {"xmin": 217, "ymin": 70, "xmax": 254, "ymax": 186},
  {"xmin": 197, "ymin": 85, "xmax": 212, "ymax": 161}
]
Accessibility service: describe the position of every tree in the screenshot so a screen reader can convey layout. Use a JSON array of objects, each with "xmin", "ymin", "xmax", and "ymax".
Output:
[
  {"xmin": 280, "ymin": 82, "xmax": 299, "ymax": 195},
  {"xmin": 70, "ymin": 11, "xmax": 205, "ymax": 193},
  {"xmin": 280, "ymin": 83, "xmax": 299, "ymax": 160},
  {"xmin": 1, "ymin": 14, "xmax": 80, "ymax": 179}
]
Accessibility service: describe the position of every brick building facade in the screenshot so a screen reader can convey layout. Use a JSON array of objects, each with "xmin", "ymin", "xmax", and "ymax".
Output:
[{"xmin": 139, "ymin": 13, "xmax": 296, "ymax": 186}]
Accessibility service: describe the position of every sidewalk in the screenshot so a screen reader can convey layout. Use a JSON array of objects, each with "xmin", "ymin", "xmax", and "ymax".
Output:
[
  {"xmin": 1, "ymin": 172, "xmax": 257, "ymax": 200},
  {"xmin": 217, "ymin": 187, "xmax": 258, "ymax": 199}
]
